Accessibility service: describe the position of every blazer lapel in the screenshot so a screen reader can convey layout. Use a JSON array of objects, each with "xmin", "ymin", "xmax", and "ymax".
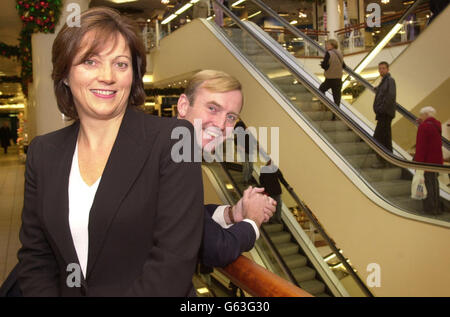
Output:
[
  {"xmin": 86, "ymin": 108, "xmax": 160, "ymax": 279},
  {"xmin": 42, "ymin": 122, "xmax": 81, "ymax": 268}
]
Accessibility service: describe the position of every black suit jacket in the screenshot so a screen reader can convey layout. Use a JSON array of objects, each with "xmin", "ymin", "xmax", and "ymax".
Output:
[
  {"xmin": 17, "ymin": 108, "xmax": 204, "ymax": 296},
  {"xmin": 200, "ymin": 204, "xmax": 256, "ymax": 268}
]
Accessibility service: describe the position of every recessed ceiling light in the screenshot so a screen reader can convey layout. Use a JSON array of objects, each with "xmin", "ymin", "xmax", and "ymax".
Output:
[{"xmin": 110, "ymin": 0, "xmax": 138, "ymax": 4}]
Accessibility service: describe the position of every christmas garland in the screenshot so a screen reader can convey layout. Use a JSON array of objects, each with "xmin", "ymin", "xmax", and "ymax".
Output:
[
  {"xmin": 0, "ymin": 1, "xmax": 62, "ymax": 97},
  {"xmin": 17, "ymin": 0, "xmax": 62, "ymax": 34},
  {"xmin": 0, "ymin": 43, "xmax": 20, "ymax": 59},
  {"xmin": 0, "ymin": 76, "xmax": 21, "ymax": 83}
]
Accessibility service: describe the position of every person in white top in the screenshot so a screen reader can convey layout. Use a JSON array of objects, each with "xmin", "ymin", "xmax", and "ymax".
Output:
[
  {"xmin": 16, "ymin": 8, "xmax": 274, "ymax": 297},
  {"xmin": 17, "ymin": 7, "xmax": 204, "ymax": 297}
]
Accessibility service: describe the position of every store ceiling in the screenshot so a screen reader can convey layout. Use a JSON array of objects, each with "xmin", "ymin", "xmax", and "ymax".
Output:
[{"xmin": 0, "ymin": 0, "xmax": 418, "ymax": 109}]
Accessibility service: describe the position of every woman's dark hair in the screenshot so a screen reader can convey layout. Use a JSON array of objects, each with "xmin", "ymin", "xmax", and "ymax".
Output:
[{"xmin": 51, "ymin": 7, "xmax": 147, "ymax": 120}]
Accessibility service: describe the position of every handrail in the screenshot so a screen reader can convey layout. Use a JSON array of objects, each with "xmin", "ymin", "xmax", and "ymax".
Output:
[
  {"xmin": 213, "ymin": 0, "xmax": 450, "ymax": 173},
  {"xmin": 217, "ymin": 256, "xmax": 313, "ymax": 297},
  {"xmin": 219, "ymin": 161, "xmax": 302, "ymax": 289},
  {"xmin": 244, "ymin": 0, "xmax": 450, "ymax": 154}
]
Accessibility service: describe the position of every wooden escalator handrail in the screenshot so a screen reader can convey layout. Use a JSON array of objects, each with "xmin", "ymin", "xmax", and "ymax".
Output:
[{"xmin": 217, "ymin": 256, "xmax": 313, "ymax": 297}]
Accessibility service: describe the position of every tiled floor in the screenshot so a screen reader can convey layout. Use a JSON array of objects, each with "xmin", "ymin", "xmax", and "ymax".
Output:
[{"xmin": 0, "ymin": 145, "xmax": 24, "ymax": 285}]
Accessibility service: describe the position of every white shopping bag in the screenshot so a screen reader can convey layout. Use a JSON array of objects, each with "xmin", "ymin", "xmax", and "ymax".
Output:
[{"xmin": 411, "ymin": 170, "xmax": 427, "ymax": 200}]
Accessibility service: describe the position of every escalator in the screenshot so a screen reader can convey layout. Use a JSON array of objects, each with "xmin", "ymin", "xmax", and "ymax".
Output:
[
  {"xmin": 151, "ymin": 1, "xmax": 450, "ymax": 296},
  {"xmin": 202, "ymin": 159, "xmax": 365, "ymax": 297},
  {"xmin": 214, "ymin": 7, "xmax": 450, "ymax": 219}
]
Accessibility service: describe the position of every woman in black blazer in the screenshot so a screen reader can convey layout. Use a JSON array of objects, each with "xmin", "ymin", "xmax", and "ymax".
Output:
[{"xmin": 17, "ymin": 7, "xmax": 204, "ymax": 296}]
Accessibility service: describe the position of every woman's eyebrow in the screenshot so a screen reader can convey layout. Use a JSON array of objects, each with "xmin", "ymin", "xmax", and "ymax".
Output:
[{"xmin": 114, "ymin": 55, "xmax": 131, "ymax": 60}]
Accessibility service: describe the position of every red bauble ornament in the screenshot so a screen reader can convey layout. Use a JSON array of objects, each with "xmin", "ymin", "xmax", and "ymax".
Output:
[{"xmin": 24, "ymin": 4, "xmax": 29, "ymax": 9}]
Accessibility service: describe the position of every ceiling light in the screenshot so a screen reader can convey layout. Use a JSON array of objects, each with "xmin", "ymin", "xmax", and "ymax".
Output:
[
  {"xmin": 247, "ymin": 11, "xmax": 261, "ymax": 19},
  {"xmin": 143, "ymin": 75, "xmax": 153, "ymax": 83},
  {"xmin": 342, "ymin": 23, "xmax": 403, "ymax": 90},
  {"xmin": 196, "ymin": 287, "xmax": 209, "ymax": 294},
  {"xmin": 161, "ymin": 0, "xmax": 170, "ymax": 4},
  {"xmin": 110, "ymin": 0, "xmax": 138, "ymax": 3},
  {"xmin": 225, "ymin": 184, "xmax": 234, "ymax": 190},
  {"xmin": 232, "ymin": 0, "xmax": 246, "ymax": 7},
  {"xmin": 381, "ymin": 0, "xmax": 390, "ymax": 4},
  {"xmin": 290, "ymin": 20, "xmax": 298, "ymax": 25},
  {"xmin": 175, "ymin": 3, "xmax": 193, "ymax": 15},
  {"xmin": 161, "ymin": 14, "xmax": 177, "ymax": 24}
]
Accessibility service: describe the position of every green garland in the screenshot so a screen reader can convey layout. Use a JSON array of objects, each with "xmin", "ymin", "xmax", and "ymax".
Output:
[
  {"xmin": 16, "ymin": 0, "xmax": 62, "ymax": 34},
  {"xmin": 0, "ymin": 76, "xmax": 21, "ymax": 83},
  {"xmin": 0, "ymin": 43, "xmax": 20, "ymax": 59}
]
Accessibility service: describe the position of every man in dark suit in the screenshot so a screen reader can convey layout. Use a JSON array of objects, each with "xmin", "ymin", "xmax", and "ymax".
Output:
[
  {"xmin": 372, "ymin": 61, "xmax": 396, "ymax": 168},
  {"xmin": 177, "ymin": 70, "xmax": 276, "ymax": 269}
]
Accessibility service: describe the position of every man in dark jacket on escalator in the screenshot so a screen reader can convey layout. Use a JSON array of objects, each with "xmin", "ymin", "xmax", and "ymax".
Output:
[{"xmin": 372, "ymin": 61, "xmax": 396, "ymax": 168}]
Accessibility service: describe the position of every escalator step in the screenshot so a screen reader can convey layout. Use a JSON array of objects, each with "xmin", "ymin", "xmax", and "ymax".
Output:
[
  {"xmin": 267, "ymin": 231, "xmax": 291, "ymax": 244},
  {"xmin": 346, "ymin": 153, "xmax": 378, "ymax": 168},
  {"xmin": 312, "ymin": 120, "xmax": 349, "ymax": 132},
  {"xmin": 360, "ymin": 167, "xmax": 402, "ymax": 181},
  {"xmin": 275, "ymin": 242, "xmax": 299, "ymax": 256},
  {"xmin": 303, "ymin": 111, "xmax": 334, "ymax": 121},
  {"xmin": 296, "ymin": 102, "xmax": 324, "ymax": 112},
  {"xmin": 298, "ymin": 279, "xmax": 326, "ymax": 295},
  {"xmin": 292, "ymin": 266, "xmax": 316, "ymax": 282},
  {"xmin": 327, "ymin": 131, "xmax": 361, "ymax": 143},
  {"xmin": 372, "ymin": 180, "xmax": 412, "ymax": 197},
  {"xmin": 282, "ymin": 254, "xmax": 308, "ymax": 269},
  {"xmin": 262, "ymin": 223, "xmax": 284, "ymax": 233},
  {"xmin": 334, "ymin": 142, "xmax": 372, "ymax": 156}
]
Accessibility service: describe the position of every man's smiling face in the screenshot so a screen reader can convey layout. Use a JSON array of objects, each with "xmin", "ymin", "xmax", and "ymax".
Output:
[{"xmin": 177, "ymin": 84, "xmax": 243, "ymax": 151}]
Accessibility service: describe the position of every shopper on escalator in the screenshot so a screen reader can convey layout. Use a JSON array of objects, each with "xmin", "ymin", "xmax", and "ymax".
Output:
[
  {"xmin": 319, "ymin": 39, "xmax": 345, "ymax": 121},
  {"xmin": 414, "ymin": 106, "xmax": 444, "ymax": 215},
  {"xmin": 371, "ymin": 61, "xmax": 396, "ymax": 169},
  {"xmin": 259, "ymin": 160, "xmax": 292, "ymax": 224}
]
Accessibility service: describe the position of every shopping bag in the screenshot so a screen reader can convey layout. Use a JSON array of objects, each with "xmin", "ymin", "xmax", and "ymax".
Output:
[{"xmin": 411, "ymin": 170, "xmax": 427, "ymax": 200}]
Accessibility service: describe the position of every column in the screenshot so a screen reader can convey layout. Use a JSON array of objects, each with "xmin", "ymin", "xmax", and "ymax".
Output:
[
  {"xmin": 31, "ymin": 0, "xmax": 89, "ymax": 137},
  {"xmin": 326, "ymin": 0, "xmax": 340, "ymax": 39}
]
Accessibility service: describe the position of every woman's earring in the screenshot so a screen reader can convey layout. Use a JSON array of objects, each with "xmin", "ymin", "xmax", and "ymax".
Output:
[{"xmin": 63, "ymin": 79, "xmax": 69, "ymax": 86}]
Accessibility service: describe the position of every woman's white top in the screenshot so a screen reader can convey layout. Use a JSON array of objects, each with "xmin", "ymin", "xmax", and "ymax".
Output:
[{"xmin": 68, "ymin": 142, "xmax": 101, "ymax": 278}]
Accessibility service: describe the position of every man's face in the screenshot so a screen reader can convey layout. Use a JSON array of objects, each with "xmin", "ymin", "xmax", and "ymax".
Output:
[
  {"xmin": 378, "ymin": 64, "xmax": 389, "ymax": 77},
  {"xmin": 177, "ymin": 85, "xmax": 243, "ymax": 150}
]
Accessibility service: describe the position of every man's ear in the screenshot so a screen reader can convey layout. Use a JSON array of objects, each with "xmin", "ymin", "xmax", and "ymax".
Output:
[{"xmin": 177, "ymin": 94, "xmax": 190, "ymax": 118}]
